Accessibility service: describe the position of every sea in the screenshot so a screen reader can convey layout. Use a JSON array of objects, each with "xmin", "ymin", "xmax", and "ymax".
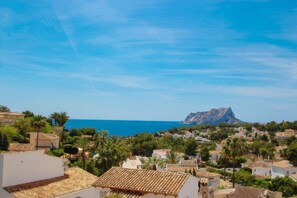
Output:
[{"xmin": 65, "ymin": 119, "xmax": 189, "ymax": 137}]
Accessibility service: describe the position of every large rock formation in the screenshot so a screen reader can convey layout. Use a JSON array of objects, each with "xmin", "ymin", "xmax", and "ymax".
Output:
[{"xmin": 183, "ymin": 107, "xmax": 243, "ymax": 125}]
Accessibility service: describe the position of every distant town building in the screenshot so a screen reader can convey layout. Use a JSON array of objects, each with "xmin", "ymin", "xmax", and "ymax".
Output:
[
  {"xmin": 271, "ymin": 160, "xmax": 297, "ymax": 178},
  {"xmin": 275, "ymin": 129, "xmax": 297, "ymax": 140},
  {"xmin": 121, "ymin": 156, "xmax": 142, "ymax": 169},
  {"xmin": 209, "ymin": 150, "xmax": 222, "ymax": 162},
  {"xmin": 0, "ymin": 112, "xmax": 24, "ymax": 125},
  {"xmin": 152, "ymin": 149, "xmax": 171, "ymax": 160},
  {"xmin": 244, "ymin": 161, "xmax": 272, "ymax": 178}
]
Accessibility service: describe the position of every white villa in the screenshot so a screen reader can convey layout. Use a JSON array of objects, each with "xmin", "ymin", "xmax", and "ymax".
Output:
[
  {"xmin": 0, "ymin": 150, "xmax": 98, "ymax": 198},
  {"xmin": 244, "ymin": 161, "xmax": 272, "ymax": 178},
  {"xmin": 93, "ymin": 167, "xmax": 199, "ymax": 198},
  {"xmin": 271, "ymin": 160, "xmax": 297, "ymax": 178}
]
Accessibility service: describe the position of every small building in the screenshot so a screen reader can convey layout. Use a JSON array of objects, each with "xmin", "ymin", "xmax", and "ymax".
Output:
[
  {"xmin": 93, "ymin": 167, "xmax": 199, "ymax": 198},
  {"xmin": 271, "ymin": 160, "xmax": 297, "ymax": 178},
  {"xmin": 209, "ymin": 150, "xmax": 222, "ymax": 162},
  {"xmin": 196, "ymin": 170, "xmax": 221, "ymax": 187},
  {"xmin": 121, "ymin": 156, "xmax": 142, "ymax": 169},
  {"xmin": 0, "ymin": 112, "xmax": 24, "ymax": 124},
  {"xmin": 152, "ymin": 149, "xmax": 171, "ymax": 160},
  {"xmin": 30, "ymin": 132, "xmax": 60, "ymax": 149},
  {"xmin": 214, "ymin": 186, "xmax": 282, "ymax": 198},
  {"xmin": 244, "ymin": 161, "xmax": 272, "ymax": 178},
  {"xmin": 0, "ymin": 150, "xmax": 98, "ymax": 198},
  {"xmin": 275, "ymin": 129, "xmax": 296, "ymax": 140}
]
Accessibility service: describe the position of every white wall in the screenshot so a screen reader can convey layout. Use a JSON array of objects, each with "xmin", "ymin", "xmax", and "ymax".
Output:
[
  {"xmin": 57, "ymin": 187, "xmax": 100, "ymax": 198},
  {"xmin": 272, "ymin": 166, "xmax": 297, "ymax": 178},
  {"xmin": 253, "ymin": 167, "xmax": 271, "ymax": 177},
  {"xmin": 0, "ymin": 150, "xmax": 64, "ymax": 187},
  {"xmin": 0, "ymin": 188, "xmax": 13, "ymax": 198},
  {"xmin": 178, "ymin": 176, "xmax": 199, "ymax": 198}
]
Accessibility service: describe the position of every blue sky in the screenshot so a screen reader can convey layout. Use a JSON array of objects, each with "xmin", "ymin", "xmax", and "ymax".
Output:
[{"xmin": 1, "ymin": 0, "xmax": 297, "ymax": 122}]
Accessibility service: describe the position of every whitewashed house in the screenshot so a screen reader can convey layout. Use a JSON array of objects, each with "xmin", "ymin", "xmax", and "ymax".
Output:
[
  {"xmin": 121, "ymin": 156, "xmax": 142, "ymax": 169},
  {"xmin": 244, "ymin": 161, "xmax": 272, "ymax": 177},
  {"xmin": 152, "ymin": 149, "xmax": 171, "ymax": 160},
  {"xmin": 93, "ymin": 167, "xmax": 199, "ymax": 198},
  {"xmin": 0, "ymin": 150, "xmax": 98, "ymax": 198},
  {"xmin": 271, "ymin": 160, "xmax": 297, "ymax": 178},
  {"xmin": 30, "ymin": 132, "xmax": 60, "ymax": 149}
]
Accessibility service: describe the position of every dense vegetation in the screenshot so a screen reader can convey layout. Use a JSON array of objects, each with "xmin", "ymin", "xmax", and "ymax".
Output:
[{"xmin": 1, "ymin": 105, "xmax": 297, "ymax": 196}]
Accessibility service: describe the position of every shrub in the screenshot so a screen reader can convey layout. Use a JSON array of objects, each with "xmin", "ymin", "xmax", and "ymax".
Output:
[{"xmin": 48, "ymin": 148, "xmax": 64, "ymax": 157}]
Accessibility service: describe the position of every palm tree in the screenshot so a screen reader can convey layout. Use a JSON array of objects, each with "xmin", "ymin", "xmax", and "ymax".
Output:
[
  {"xmin": 218, "ymin": 153, "xmax": 229, "ymax": 181},
  {"xmin": 31, "ymin": 115, "xmax": 46, "ymax": 150},
  {"xmin": 165, "ymin": 150, "xmax": 183, "ymax": 164},
  {"xmin": 141, "ymin": 156, "xmax": 165, "ymax": 170},
  {"xmin": 223, "ymin": 137, "xmax": 247, "ymax": 188},
  {"xmin": 75, "ymin": 138, "xmax": 90, "ymax": 170},
  {"xmin": 50, "ymin": 112, "xmax": 69, "ymax": 128},
  {"xmin": 96, "ymin": 137, "xmax": 130, "ymax": 174},
  {"xmin": 22, "ymin": 110, "xmax": 34, "ymax": 118}
]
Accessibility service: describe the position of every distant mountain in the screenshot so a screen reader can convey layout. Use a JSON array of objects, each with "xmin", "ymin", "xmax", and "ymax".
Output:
[{"xmin": 183, "ymin": 107, "xmax": 244, "ymax": 125}]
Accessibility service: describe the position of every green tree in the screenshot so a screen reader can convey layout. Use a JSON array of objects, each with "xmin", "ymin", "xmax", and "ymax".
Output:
[
  {"xmin": 223, "ymin": 138, "xmax": 248, "ymax": 188},
  {"xmin": 0, "ymin": 105, "xmax": 10, "ymax": 112},
  {"xmin": 141, "ymin": 156, "xmax": 165, "ymax": 170},
  {"xmin": 31, "ymin": 115, "xmax": 46, "ymax": 150},
  {"xmin": 286, "ymin": 140, "xmax": 297, "ymax": 166},
  {"xmin": 200, "ymin": 146, "xmax": 210, "ymax": 162},
  {"xmin": 235, "ymin": 169, "xmax": 255, "ymax": 186},
  {"xmin": 13, "ymin": 118, "xmax": 30, "ymax": 137},
  {"xmin": 0, "ymin": 132, "xmax": 9, "ymax": 151},
  {"xmin": 22, "ymin": 110, "xmax": 34, "ymax": 118},
  {"xmin": 270, "ymin": 177, "xmax": 297, "ymax": 197},
  {"xmin": 218, "ymin": 153, "xmax": 229, "ymax": 181},
  {"xmin": 185, "ymin": 138, "xmax": 198, "ymax": 156},
  {"xmin": 97, "ymin": 137, "xmax": 130, "ymax": 173},
  {"xmin": 131, "ymin": 133, "xmax": 157, "ymax": 156},
  {"xmin": 75, "ymin": 138, "xmax": 90, "ymax": 170},
  {"xmin": 50, "ymin": 112, "xmax": 69, "ymax": 128},
  {"xmin": 165, "ymin": 150, "xmax": 183, "ymax": 164}
]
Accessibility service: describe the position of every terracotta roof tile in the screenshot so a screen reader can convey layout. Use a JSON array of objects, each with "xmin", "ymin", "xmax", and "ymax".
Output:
[
  {"xmin": 196, "ymin": 171, "xmax": 221, "ymax": 178},
  {"xmin": 103, "ymin": 190, "xmax": 144, "ymax": 198},
  {"xmin": 93, "ymin": 167, "xmax": 189, "ymax": 196},
  {"xmin": 167, "ymin": 164, "xmax": 198, "ymax": 173},
  {"xmin": 5, "ymin": 167, "xmax": 97, "ymax": 198}
]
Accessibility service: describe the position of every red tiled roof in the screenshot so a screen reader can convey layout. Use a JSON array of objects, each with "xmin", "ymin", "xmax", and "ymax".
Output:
[{"xmin": 93, "ymin": 167, "xmax": 189, "ymax": 196}]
